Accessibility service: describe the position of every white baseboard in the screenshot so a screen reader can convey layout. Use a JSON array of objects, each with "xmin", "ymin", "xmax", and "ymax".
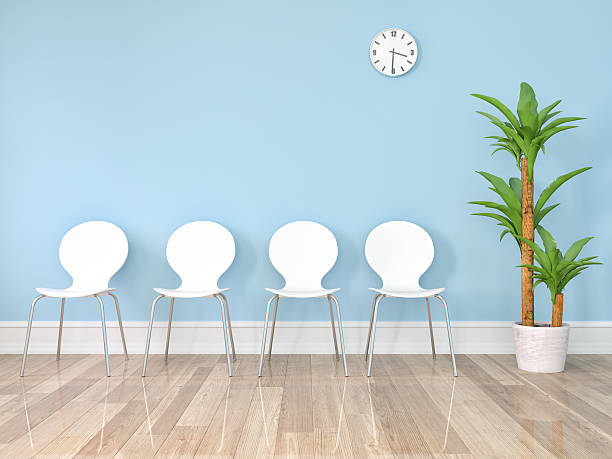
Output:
[{"xmin": 2, "ymin": 321, "xmax": 611, "ymax": 355}]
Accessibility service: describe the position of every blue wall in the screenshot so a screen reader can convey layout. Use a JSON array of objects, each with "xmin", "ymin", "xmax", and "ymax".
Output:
[{"xmin": 1, "ymin": 1, "xmax": 610, "ymax": 323}]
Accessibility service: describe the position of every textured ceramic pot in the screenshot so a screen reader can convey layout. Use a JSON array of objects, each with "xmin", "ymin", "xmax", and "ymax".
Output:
[{"xmin": 513, "ymin": 322, "xmax": 570, "ymax": 373}]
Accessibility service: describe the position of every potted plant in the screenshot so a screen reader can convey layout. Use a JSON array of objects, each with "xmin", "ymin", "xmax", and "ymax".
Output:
[
  {"xmin": 470, "ymin": 82, "xmax": 599, "ymax": 372},
  {"xmin": 514, "ymin": 227, "xmax": 601, "ymax": 372}
]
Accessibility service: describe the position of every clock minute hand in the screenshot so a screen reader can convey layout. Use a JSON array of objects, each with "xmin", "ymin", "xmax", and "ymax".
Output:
[
  {"xmin": 389, "ymin": 50, "xmax": 408, "ymax": 58},
  {"xmin": 391, "ymin": 48, "xmax": 395, "ymax": 73}
]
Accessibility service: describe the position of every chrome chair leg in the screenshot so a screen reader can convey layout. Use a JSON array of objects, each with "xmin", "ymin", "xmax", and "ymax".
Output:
[
  {"xmin": 426, "ymin": 297, "xmax": 436, "ymax": 359},
  {"xmin": 108, "ymin": 293, "xmax": 128, "ymax": 360},
  {"xmin": 367, "ymin": 294, "xmax": 384, "ymax": 377},
  {"xmin": 365, "ymin": 294, "xmax": 381, "ymax": 360},
  {"xmin": 435, "ymin": 294, "xmax": 457, "ymax": 377},
  {"xmin": 95, "ymin": 294, "xmax": 110, "ymax": 377},
  {"xmin": 267, "ymin": 296, "xmax": 280, "ymax": 360},
  {"xmin": 20, "ymin": 295, "xmax": 45, "ymax": 377},
  {"xmin": 258, "ymin": 295, "xmax": 277, "ymax": 377},
  {"xmin": 56, "ymin": 298, "xmax": 65, "ymax": 360},
  {"xmin": 329, "ymin": 295, "xmax": 348, "ymax": 377},
  {"xmin": 219, "ymin": 293, "xmax": 236, "ymax": 360},
  {"xmin": 164, "ymin": 298, "xmax": 174, "ymax": 361},
  {"xmin": 214, "ymin": 294, "xmax": 232, "ymax": 377},
  {"xmin": 142, "ymin": 295, "xmax": 164, "ymax": 377},
  {"xmin": 327, "ymin": 295, "xmax": 339, "ymax": 359}
]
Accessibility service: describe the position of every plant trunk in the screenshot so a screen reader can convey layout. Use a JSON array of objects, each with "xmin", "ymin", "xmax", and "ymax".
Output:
[
  {"xmin": 552, "ymin": 293, "xmax": 564, "ymax": 327},
  {"xmin": 521, "ymin": 157, "xmax": 535, "ymax": 326}
]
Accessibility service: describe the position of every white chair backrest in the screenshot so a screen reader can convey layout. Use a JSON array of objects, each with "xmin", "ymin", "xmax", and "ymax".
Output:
[
  {"xmin": 166, "ymin": 221, "xmax": 235, "ymax": 291},
  {"xmin": 365, "ymin": 221, "xmax": 434, "ymax": 291},
  {"xmin": 269, "ymin": 221, "xmax": 338, "ymax": 291},
  {"xmin": 59, "ymin": 221, "xmax": 128, "ymax": 291}
]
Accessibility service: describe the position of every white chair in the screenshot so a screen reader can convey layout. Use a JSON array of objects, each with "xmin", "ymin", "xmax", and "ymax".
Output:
[
  {"xmin": 365, "ymin": 221, "xmax": 457, "ymax": 377},
  {"xmin": 258, "ymin": 221, "xmax": 348, "ymax": 377},
  {"xmin": 20, "ymin": 221, "xmax": 129, "ymax": 377},
  {"xmin": 142, "ymin": 221, "xmax": 236, "ymax": 377}
]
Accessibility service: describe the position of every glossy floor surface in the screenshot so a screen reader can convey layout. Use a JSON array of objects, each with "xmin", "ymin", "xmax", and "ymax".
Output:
[{"xmin": 2, "ymin": 354, "xmax": 612, "ymax": 457}]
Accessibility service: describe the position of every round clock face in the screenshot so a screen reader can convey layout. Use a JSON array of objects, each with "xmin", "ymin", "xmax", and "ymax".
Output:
[{"xmin": 370, "ymin": 28, "xmax": 418, "ymax": 77}]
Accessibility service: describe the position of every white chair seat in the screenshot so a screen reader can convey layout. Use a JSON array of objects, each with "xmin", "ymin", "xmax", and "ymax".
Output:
[
  {"xmin": 153, "ymin": 287, "xmax": 229, "ymax": 298},
  {"xmin": 36, "ymin": 287, "xmax": 116, "ymax": 298},
  {"xmin": 265, "ymin": 287, "xmax": 340, "ymax": 298},
  {"xmin": 369, "ymin": 287, "xmax": 445, "ymax": 298}
]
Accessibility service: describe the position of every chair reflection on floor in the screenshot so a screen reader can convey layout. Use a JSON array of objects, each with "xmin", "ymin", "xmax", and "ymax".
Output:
[
  {"xmin": 142, "ymin": 379, "xmax": 154, "ymax": 448},
  {"xmin": 332, "ymin": 378, "xmax": 348, "ymax": 453},
  {"xmin": 257, "ymin": 374, "xmax": 348, "ymax": 454},
  {"xmin": 442, "ymin": 379, "xmax": 456, "ymax": 452},
  {"xmin": 20, "ymin": 381, "xmax": 33, "ymax": 450},
  {"xmin": 97, "ymin": 378, "xmax": 110, "ymax": 453},
  {"xmin": 218, "ymin": 380, "xmax": 231, "ymax": 453},
  {"xmin": 363, "ymin": 366, "xmax": 456, "ymax": 454},
  {"xmin": 19, "ymin": 370, "xmax": 112, "ymax": 454}
]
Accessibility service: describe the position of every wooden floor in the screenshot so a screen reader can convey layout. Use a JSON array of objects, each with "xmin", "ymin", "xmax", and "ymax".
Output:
[{"xmin": 1, "ymin": 354, "xmax": 612, "ymax": 458}]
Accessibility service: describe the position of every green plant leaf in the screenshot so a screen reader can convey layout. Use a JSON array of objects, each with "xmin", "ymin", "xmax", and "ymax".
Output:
[
  {"xmin": 517, "ymin": 82, "xmax": 538, "ymax": 133},
  {"xmin": 535, "ymin": 203, "xmax": 560, "ymax": 226},
  {"xmin": 469, "ymin": 200, "xmax": 521, "ymax": 230},
  {"xmin": 472, "ymin": 212, "xmax": 517, "ymax": 231},
  {"xmin": 537, "ymin": 100, "xmax": 561, "ymax": 129},
  {"xmin": 534, "ymin": 126, "xmax": 578, "ymax": 147},
  {"xmin": 471, "ymin": 93, "xmax": 521, "ymax": 131},
  {"xmin": 518, "ymin": 264, "xmax": 546, "ymax": 274},
  {"xmin": 543, "ymin": 111, "xmax": 562, "ymax": 125},
  {"xmin": 499, "ymin": 229, "xmax": 511, "ymax": 241},
  {"xmin": 536, "ymin": 226, "xmax": 557, "ymax": 255},
  {"xmin": 562, "ymin": 237, "xmax": 594, "ymax": 264},
  {"xmin": 472, "ymin": 213, "xmax": 520, "ymax": 248},
  {"xmin": 475, "ymin": 171, "xmax": 521, "ymax": 213},
  {"xmin": 527, "ymin": 151, "xmax": 537, "ymax": 182},
  {"xmin": 476, "ymin": 111, "xmax": 528, "ymax": 153},
  {"xmin": 541, "ymin": 116, "xmax": 585, "ymax": 132},
  {"xmin": 534, "ymin": 279, "xmax": 546, "ymax": 288},
  {"xmin": 518, "ymin": 236, "xmax": 552, "ymax": 272},
  {"xmin": 534, "ymin": 167, "xmax": 591, "ymax": 216},
  {"xmin": 498, "ymin": 228, "xmax": 521, "ymax": 249},
  {"xmin": 508, "ymin": 177, "xmax": 521, "ymax": 201},
  {"xmin": 559, "ymin": 266, "xmax": 590, "ymax": 291}
]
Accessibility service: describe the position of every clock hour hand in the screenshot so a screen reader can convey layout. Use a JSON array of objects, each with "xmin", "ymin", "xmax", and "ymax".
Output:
[
  {"xmin": 391, "ymin": 48, "xmax": 395, "ymax": 73},
  {"xmin": 389, "ymin": 50, "xmax": 408, "ymax": 58}
]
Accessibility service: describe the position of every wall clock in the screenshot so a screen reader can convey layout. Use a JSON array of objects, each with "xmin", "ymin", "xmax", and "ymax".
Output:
[{"xmin": 370, "ymin": 28, "xmax": 418, "ymax": 77}]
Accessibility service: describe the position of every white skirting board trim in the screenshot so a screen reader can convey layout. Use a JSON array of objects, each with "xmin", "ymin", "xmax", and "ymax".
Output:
[{"xmin": 1, "ymin": 321, "xmax": 611, "ymax": 355}]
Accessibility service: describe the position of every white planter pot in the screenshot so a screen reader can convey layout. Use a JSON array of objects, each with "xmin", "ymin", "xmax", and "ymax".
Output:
[{"xmin": 513, "ymin": 322, "xmax": 570, "ymax": 373}]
